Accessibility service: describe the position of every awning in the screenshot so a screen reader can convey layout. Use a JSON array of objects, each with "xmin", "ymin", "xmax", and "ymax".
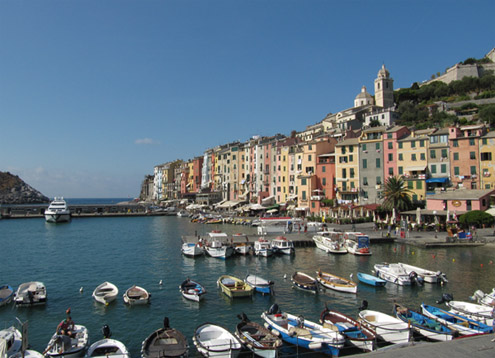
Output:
[
  {"xmin": 264, "ymin": 204, "xmax": 280, "ymax": 211},
  {"xmin": 426, "ymin": 177, "xmax": 449, "ymax": 184},
  {"xmin": 261, "ymin": 196, "xmax": 275, "ymax": 205},
  {"xmin": 406, "ymin": 165, "xmax": 427, "ymax": 172},
  {"xmin": 295, "ymin": 207, "xmax": 309, "ymax": 211}
]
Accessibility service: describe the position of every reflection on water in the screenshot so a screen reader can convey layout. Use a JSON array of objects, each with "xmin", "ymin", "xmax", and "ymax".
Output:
[{"xmin": 1, "ymin": 216, "xmax": 495, "ymax": 357}]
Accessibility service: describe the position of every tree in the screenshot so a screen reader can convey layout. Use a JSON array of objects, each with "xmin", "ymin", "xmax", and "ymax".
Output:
[
  {"xmin": 459, "ymin": 210, "xmax": 494, "ymax": 228},
  {"xmin": 381, "ymin": 176, "xmax": 413, "ymax": 213},
  {"xmin": 479, "ymin": 104, "xmax": 495, "ymax": 125}
]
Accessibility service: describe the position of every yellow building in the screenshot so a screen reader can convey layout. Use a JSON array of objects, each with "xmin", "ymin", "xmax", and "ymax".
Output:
[
  {"xmin": 480, "ymin": 131, "xmax": 495, "ymax": 189},
  {"xmin": 335, "ymin": 138, "xmax": 360, "ymax": 203},
  {"xmin": 396, "ymin": 129, "xmax": 434, "ymax": 202}
]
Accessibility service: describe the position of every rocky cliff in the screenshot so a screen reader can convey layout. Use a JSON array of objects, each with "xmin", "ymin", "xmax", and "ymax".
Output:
[{"xmin": 0, "ymin": 172, "xmax": 50, "ymax": 204}]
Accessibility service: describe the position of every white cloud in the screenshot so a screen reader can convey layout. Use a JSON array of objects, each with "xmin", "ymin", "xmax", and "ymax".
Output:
[{"xmin": 135, "ymin": 138, "xmax": 159, "ymax": 145}]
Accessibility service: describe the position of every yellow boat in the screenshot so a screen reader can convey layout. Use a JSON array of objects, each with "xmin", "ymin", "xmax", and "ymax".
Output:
[{"xmin": 217, "ymin": 275, "xmax": 253, "ymax": 298}]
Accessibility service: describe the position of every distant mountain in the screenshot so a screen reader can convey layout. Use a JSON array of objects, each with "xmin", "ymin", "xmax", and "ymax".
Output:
[{"xmin": 0, "ymin": 171, "xmax": 50, "ymax": 204}]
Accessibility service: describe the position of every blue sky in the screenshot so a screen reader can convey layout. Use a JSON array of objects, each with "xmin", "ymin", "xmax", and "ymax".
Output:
[{"xmin": 1, "ymin": 0, "xmax": 494, "ymax": 198}]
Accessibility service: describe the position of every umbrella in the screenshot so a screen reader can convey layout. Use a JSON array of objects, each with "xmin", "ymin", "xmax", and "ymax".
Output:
[
  {"xmin": 416, "ymin": 207, "xmax": 421, "ymax": 225},
  {"xmin": 446, "ymin": 209, "xmax": 450, "ymax": 223},
  {"xmin": 391, "ymin": 208, "xmax": 396, "ymax": 224},
  {"xmin": 360, "ymin": 206, "xmax": 364, "ymax": 217}
]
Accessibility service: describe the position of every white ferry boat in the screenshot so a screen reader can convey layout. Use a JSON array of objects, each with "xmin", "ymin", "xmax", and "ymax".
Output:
[
  {"xmin": 256, "ymin": 217, "xmax": 303, "ymax": 235},
  {"xmin": 44, "ymin": 197, "xmax": 71, "ymax": 223}
]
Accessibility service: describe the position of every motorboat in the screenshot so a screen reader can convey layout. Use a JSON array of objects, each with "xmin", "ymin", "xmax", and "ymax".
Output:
[
  {"xmin": 217, "ymin": 275, "xmax": 253, "ymax": 298},
  {"xmin": 312, "ymin": 231, "xmax": 347, "ymax": 254},
  {"xmin": 232, "ymin": 234, "xmax": 252, "ymax": 255},
  {"xmin": 357, "ymin": 273, "xmax": 386, "ymax": 287},
  {"xmin": 291, "ymin": 272, "xmax": 318, "ymax": 293},
  {"xmin": 244, "ymin": 274, "xmax": 273, "ymax": 295},
  {"xmin": 320, "ymin": 307, "xmax": 376, "ymax": 352},
  {"xmin": 471, "ymin": 288, "xmax": 495, "ymax": 306},
  {"xmin": 179, "ymin": 279, "xmax": 206, "ymax": 302},
  {"xmin": 373, "ymin": 263, "xmax": 412, "ymax": 286},
  {"xmin": 253, "ymin": 238, "xmax": 273, "ymax": 257},
  {"xmin": 123, "ymin": 285, "xmax": 150, "ymax": 305},
  {"xmin": 421, "ymin": 303, "xmax": 493, "ymax": 335},
  {"xmin": 86, "ymin": 325, "xmax": 130, "ymax": 358},
  {"xmin": 398, "ymin": 263, "xmax": 447, "ymax": 284},
  {"xmin": 344, "ymin": 232, "xmax": 371, "ymax": 255},
  {"xmin": 235, "ymin": 313, "xmax": 282, "ymax": 358},
  {"xmin": 261, "ymin": 304, "xmax": 344, "ymax": 357},
  {"xmin": 141, "ymin": 318, "xmax": 188, "ymax": 358},
  {"xmin": 193, "ymin": 323, "xmax": 241, "ymax": 358},
  {"xmin": 204, "ymin": 232, "xmax": 234, "ymax": 259},
  {"xmin": 0, "ymin": 285, "xmax": 14, "ymax": 306},
  {"xmin": 256, "ymin": 217, "xmax": 303, "ymax": 235},
  {"xmin": 446, "ymin": 300, "xmax": 494, "ymax": 326},
  {"xmin": 92, "ymin": 282, "xmax": 119, "ymax": 305},
  {"xmin": 14, "ymin": 281, "xmax": 47, "ymax": 306},
  {"xmin": 270, "ymin": 236, "xmax": 294, "ymax": 255},
  {"xmin": 316, "ymin": 270, "xmax": 357, "ymax": 294},
  {"xmin": 0, "ymin": 326, "xmax": 22, "ymax": 357},
  {"xmin": 45, "ymin": 197, "xmax": 71, "ymax": 223},
  {"xmin": 44, "ymin": 325, "xmax": 89, "ymax": 358},
  {"xmin": 393, "ymin": 303, "xmax": 457, "ymax": 341},
  {"xmin": 181, "ymin": 242, "xmax": 204, "ymax": 257},
  {"xmin": 358, "ymin": 309, "xmax": 411, "ymax": 344}
]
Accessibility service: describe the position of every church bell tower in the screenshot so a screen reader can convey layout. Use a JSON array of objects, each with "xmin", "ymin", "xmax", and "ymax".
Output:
[{"xmin": 374, "ymin": 64, "xmax": 394, "ymax": 109}]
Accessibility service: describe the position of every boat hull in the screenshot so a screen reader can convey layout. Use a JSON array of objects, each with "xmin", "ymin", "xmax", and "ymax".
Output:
[
  {"xmin": 44, "ymin": 325, "xmax": 89, "ymax": 358},
  {"xmin": 179, "ymin": 279, "xmax": 206, "ymax": 302},
  {"xmin": 93, "ymin": 282, "xmax": 118, "ymax": 305},
  {"xmin": 291, "ymin": 272, "xmax": 318, "ymax": 293},
  {"xmin": 316, "ymin": 271, "xmax": 357, "ymax": 294},
  {"xmin": 358, "ymin": 310, "xmax": 411, "ymax": 344},
  {"xmin": 421, "ymin": 304, "xmax": 493, "ymax": 335},
  {"xmin": 45, "ymin": 213, "xmax": 71, "ymax": 223},
  {"xmin": 193, "ymin": 323, "xmax": 241, "ymax": 358},
  {"xmin": 181, "ymin": 243, "xmax": 204, "ymax": 257},
  {"xmin": 357, "ymin": 273, "xmax": 386, "ymax": 287},
  {"xmin": 0, "ymin": 285, "xmax": 14, "ymax": 306},
  {"xmin": 14, "ymin": 281, "xmax": 47, "ymax": 306},
  {"xmin": 87, "ymin": 339, "xmax": 131, "ymax": 358},
  {"xmin": 217, "ymin": 276, "xmax": 253, "ymax": 298},
  {"xmin": 123, "ymin": 286, "xmax": 150, "ymax": 305}
]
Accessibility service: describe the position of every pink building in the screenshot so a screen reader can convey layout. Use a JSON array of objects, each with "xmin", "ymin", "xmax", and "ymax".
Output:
[
  {"xmin": 426, "ymin": 189, "xmax": 494, "ymax": 213},
  {"xmin": 384, "ymin": 126, "xmax": 410, "ymax": 179}
]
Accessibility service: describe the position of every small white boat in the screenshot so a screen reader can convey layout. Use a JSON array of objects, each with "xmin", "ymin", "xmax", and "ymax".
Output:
[
  {"xmin": 123, "ymin": 285, "xmax": 150, "ymax": 305},
  {"xmin": 373, "ymin": 263, "xmax": 412, "ymax": 286},
  {"xmin": 141, "ymin": 318, "xmax": 189, "ymax": 358},
  {"xmin": 0, "ymin": 326, "xmax": 22, "ymax": 357},
  {"xmin": 313, "ymin": 231, "xmax": 347, "ymax": 254},
  {"xmin": 344, "ymin": 232, "xmax": 371, "ymax": 255},
  {"xmin": 254, "ymin": 238, "xmax": 273, "ymax": 257},
  {"xmin": 181, "ymin": 242, "xmax": 204, "ymax": 257},
  {"xmin": 398, "ymin": 263, "xmax": 447, "ymax": 284},
  {"xmin": 204, "ymin": 232, "xmax": 234, "ymax": 259},
  {"xmin": 446, "ymin": 300, "xmax": 494, "ymax": 326},
  {"xmin": 270, "ymin": 236, "xmax": 294, "ymax": 255},
  {"xmin": 471, "ymin": 288, "xmax": 495, "ymax": 306},
  {"xmin": 14, "ymin": 281, "xmax": 47, "ymax": 306},
  {"xmin": 45, "ymin": 197, "xmax": 71, "ymax": 223},
  {"xmin": 358, "ymin": 309, "xmax": 411, "ymax": 344},
  {"xmin": 93, "ymin": 282, "xmax": 119, "ymax": 305},
  {"xmin": 244, "ymin": 274, "xmax": 273, "ymax": 295},
  {"xmin": 193, "ymin": 323, "xmax": 241, "ymax": 358},
  {"xmin": 44, "ymin": 325, "xmax": 89, "ymax": 358},
  {"xmin": 86, "ymin": 325, "xmax": 130, "ymax": 358},
  {"xmin": 0, "ymin": 285, "xmax": 14, "ymax": 306},
  {"xmin": 179, "ymin": 279, "xmax": 206, "ymax": 302},
  {"xmin": 10, "ymin": 350, "xmax": 44, "ymax": 358},
  {"xmin": 316, "ymin": 270, "xmax": 357, "ymax": 294},
  {"xmin": 232, "ymin": 234, "xmax": 252, "ymax": 255}
]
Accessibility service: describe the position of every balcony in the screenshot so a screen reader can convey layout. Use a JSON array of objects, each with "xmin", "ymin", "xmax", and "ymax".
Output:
[{"xmin": 310, "ymin": 195, "xmax": 325, "ymax": 201}]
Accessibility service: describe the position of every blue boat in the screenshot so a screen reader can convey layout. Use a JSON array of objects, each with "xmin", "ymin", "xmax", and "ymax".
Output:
[
  {"xmin": 262, "ymin": 304, "xmax": 344, "ymax": 356},
  {"xmin": 421, "ymin": 303, "xmax": 493, "ymax": 336},
  {"xmin": 393, "ymin": 303, "xmax": 458, "ymax": 341},
  {"xmin": 244, "ymin": 274, "xmax": 273, "ymax": 295},
  {"xmin": 0, "ymin": 285, "xmax": 14, "ymax": 307},
  {"xmin": 357, "ymin": 273, "xmax": 386, "ymax": 287}
]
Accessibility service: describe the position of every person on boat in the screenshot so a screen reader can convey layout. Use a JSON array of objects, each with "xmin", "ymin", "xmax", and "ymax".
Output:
[{"xmin": 57, "ymin": 315, "xmax": 75, "ymax": 337}]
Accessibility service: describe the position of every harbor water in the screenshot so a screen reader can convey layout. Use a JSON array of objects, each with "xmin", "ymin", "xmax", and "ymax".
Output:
[{"xmin": 1, "ymin": 215, "xmax": 495, "ymax": 357}]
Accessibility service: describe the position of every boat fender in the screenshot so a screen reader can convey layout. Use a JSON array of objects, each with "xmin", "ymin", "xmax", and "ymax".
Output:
[
  {"xmin": 308, "ymin": 342, "xmax": 322, "ymax": 350},
  {"xmin": 271, "ymin": 329, "xmax": 280, "ymax": 337},
  {"xmin": 296, "ymin": 315, "xmax": 304, "ymax": 328},
  {"xmin": 264, "ymin": 323, "xmax": 270, "ymax": 329},
  {"xmin": 102, "ymin": 325, "xmax": 112, "ymax": 339}
]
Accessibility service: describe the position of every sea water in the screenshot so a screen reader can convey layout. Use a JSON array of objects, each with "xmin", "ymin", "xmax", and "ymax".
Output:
[{"xmin": 1, "ymin": 215, "xmax": 494, "ymax": 357}]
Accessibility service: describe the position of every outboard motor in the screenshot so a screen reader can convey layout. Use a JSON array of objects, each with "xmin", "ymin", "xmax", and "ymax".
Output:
[
  {"xmin": 436, "ymin": 293, "xmax": 454, "ymax": 304},
  {"xmin": 268, "ymin": 303, "xmax": 280, "ymax": 315},
  {"xmin": 359, "ymin": 300, "xmax": 368, "ymax": 311},
  {"xmin": 102, "ymin": 325, "xmax": 112, "ymax": 339},
  {"xmin": 471, "ymin": 290, "xmax": 485, "ymax": 303},
  {"xmin": 237, "ymin": 312, "xmax": 249, "ymax": 322},
  {"xmin": 409, "ymin": 271, "xmax": 422, "ymax": 286},
  {"xmin": 163, "ymin": 317, "xmax": 170, "ymax": 330}
]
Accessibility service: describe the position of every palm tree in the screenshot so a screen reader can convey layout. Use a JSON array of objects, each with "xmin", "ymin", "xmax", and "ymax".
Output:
[{"xmin": 382, "ymin": 176, "xmax": 413, "ymax": 213}]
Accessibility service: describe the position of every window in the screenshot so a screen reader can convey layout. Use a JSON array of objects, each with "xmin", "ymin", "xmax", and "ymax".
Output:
[
  {"xmin": 363, "ymin": 191, "xmax": 368, "ymax": 199},
  {"xmin": 349, "ymin": 145, "xmax": 354, "ymax": 152},
  {"xmin": 398, "ymin": 166, "xmax": 403, "ymax": 175},
  {"xmin": 471, "ymin": 166, "xmax": 476, "ymax": 175},
  {"xmin": 308, "ymin": 155, "xmax": 312, "ymax": 161},
  {"xmin": 376, "ymin": 158, "xmax": 381, "ymax": 168},
  {"xmin": 302, "ymin": 191, "xmax": 306, "ymax": 200},
  {"xmin": 322, "ymin": 166, "xmax": 326, "ymax": 173},
  {"xmin": 363, "ymin": 177, "xmax": 368, "ymax": 185},
  {"xmin": 416, "ymin": 181, "xmax": 422, "ymax": 189},
  {"xmin": 350, "ymin": 168, "xmax": 355, "ymax": 178},
  {"xmin": 398, "ymin": 142, "xmax": 403, "ymax": 149},
  {"xmin": 362, "ymin": 144, "xmax": 367, "ymax": 151},
  {"xmin": 431, "ymin": 165, "xmax": 437, "ymax": 174},
  {"xmin": 420, "ymin": 153, "xmax": 426, "ymax": 161},
  {"xmin": 301, "ymin": 178, "xmax": 307, "ymax": 185},
  {"xmin": 387, "ymin": 133, "xmax": 392, "ymax": 139},
  {"xmin": 398, "ymin": 153, "xmax": 403, "ymax": 161},
  {"xmin": 470, "ymin": 152, "xmax": 476, "ymax": 160},
  {"xmin": 408, "ymin": 181, "xmax": 413, "ymax": 189},
  {"xmin": 441, "ymin": 149, "xmax": 448, "ymax": 158},
  {"xmin": 388, "ymin": 142, "xmax": 393, "ymax": 149},
  {"xmin": 349, "ymin": 155, "xmax": 353, "ymax": 162},
  {"xmin": 441, "ymin": 164, "xmax": 447, "ymax": 173},
  {"xmin": 430, "ymin": 149, "xmax": 436, "ymax": 159},
  {"xmin": 342, "ymin": 169, "xmax": 347, "ymax": 178},
  {"xmin": 308, "ymin": 144, "xmax": 312, "ymax": 150},
  {"xmin": 388, "ymin": 153, "xmax": 393, "ymax": 161},
  {"xmin": 411, "ymin": 141, "xmax": 416, "ymax": 148},
  {"xmin": 362, "ymin": 159, "xmax": 367, "ymax": 169},
  {"xmin": 454, "ymin": 166, "xmax": 460, "ymax": 176},
  {"xmin": 453, "ymin": 140, "xmax": 459, "ymax": 147},
  {"xmin": 351, "ymin": 181, "xmax": 355, "ymax": 189},
  {"xmin": 376, "ymin": 143, "xmax": 380, "ymax": 150},
  {"xmin": 469, "ymin": 138, "xmax": 475, "ymax": 146},
  {"xmin": 411, "ymin": 154, "xmax": 417, "ymax": 161},
  {"xmin": 388, "ymin": 167, "xmax": 394, "ymax": 175},
  {"xmin": 342, "ymin": 147, "xmax": 346, "ymax": 154},
  {"xmin": 482, "ymin": 138, "xmax": 488, "ymax": 145},
  {"xmin": 413, "ymin": 194, "xmax": 418, "ymax": 201},
  {"xmin": 322, "ymin": 178, "xmax": 326, "ymax": 185},
  {"xmin": 453, "ymin": 152, "xmax": 459, "ymax": 161},
  {"xmin": 376, "ymin": 176, "xmax": 382, "ymax": 185},
  {"xmin": 420, "ymin": 140, "xmax": 425, "ymax": 147},
  {"xmin": 481, "ymin": 152, "xmax": 492, "ymax": 161}
]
